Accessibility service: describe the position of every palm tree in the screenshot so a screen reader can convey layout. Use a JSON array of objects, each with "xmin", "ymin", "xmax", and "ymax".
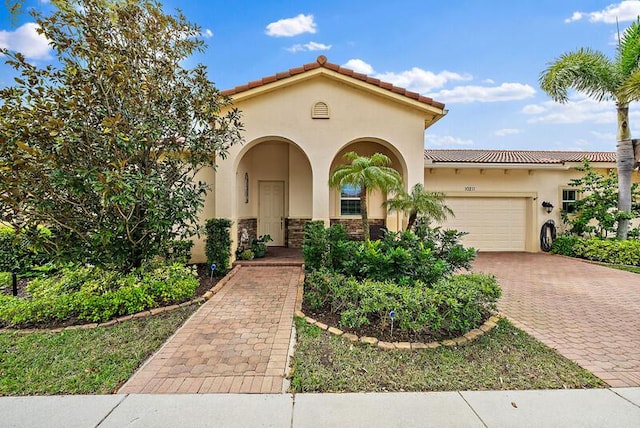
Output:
[
  {"xmin": 383, "ymin": 183, "xmax": 453, "ymax": 231},
  {"xmin": 540, "ymin": 18, "xmax": 640, "ymax": 239},
  {"xmin": 329, "ymin": 151, "xmax": 402, "ymax": 242}
]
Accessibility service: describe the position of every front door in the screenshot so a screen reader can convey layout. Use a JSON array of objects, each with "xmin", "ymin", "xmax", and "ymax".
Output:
[{"xmin": 258, "ymin": 181, "xmax": 285, "ymax": 246}]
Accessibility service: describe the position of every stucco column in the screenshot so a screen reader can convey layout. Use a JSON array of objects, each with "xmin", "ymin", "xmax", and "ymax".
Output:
[
  {"xmin": 406, "ymin": 141, "xmax": 425, "ymax": 190},
  {"xmin": 311, "ymin": 157, "xmax": 331, "ymax": 225},
  {"xmin": 214, "ymin": 157, "xmax": 238, "ymax": 257}
]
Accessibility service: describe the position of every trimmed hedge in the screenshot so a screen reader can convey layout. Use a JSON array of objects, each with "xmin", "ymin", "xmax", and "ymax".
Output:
[
  {"xmin": 205, "ymin": 218, "xmax": 232, "ymax": 275},
  {"xmin": 552, "ymin": 236, "xmax": 640, "ymax": 266},
  {"xmin": 0, "ymin": 262, "xmax": 198, "ymax": 326},
  {"xmin": 304, "ymin": 270, "xmax": 501, "ymax": 337}
]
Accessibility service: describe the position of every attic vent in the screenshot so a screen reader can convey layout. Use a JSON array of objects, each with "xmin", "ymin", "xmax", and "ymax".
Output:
[{"xmin": 312, "ymin": 101, "xmax": 330, "ymax": 119}]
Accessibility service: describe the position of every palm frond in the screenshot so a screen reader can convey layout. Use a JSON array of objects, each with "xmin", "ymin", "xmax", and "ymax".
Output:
[
  {"xmin": 539, "ymin": 48, "xmax": 618, "ymax": 103},
  {"xmin": 619, "ymin": 69, "xmax": 640, "ymax": 102},
  {"xmin": 617, "ymin": 18, "xmax": 640, "ymax": 78}
]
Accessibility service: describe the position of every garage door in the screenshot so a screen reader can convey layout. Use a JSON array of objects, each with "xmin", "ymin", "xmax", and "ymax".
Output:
[{"xmin": 440, "ymin": 197, "xmax": 527, "ymax": 251}]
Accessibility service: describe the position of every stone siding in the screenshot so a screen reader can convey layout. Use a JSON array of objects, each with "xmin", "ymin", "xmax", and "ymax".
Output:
[
  {"xmin": 237, "ymin": 218, "xmax": 257, "ymax": 248},
  {"xmin": 285, "ymin": 218, "xmax": 311, "ymax": 248},
  {"xmin": 329, "ymin": 218, "xmax": 385, "ymax": 240}
]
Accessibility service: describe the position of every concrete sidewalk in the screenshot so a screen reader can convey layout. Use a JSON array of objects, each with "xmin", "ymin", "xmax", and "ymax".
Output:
[{"xmin": 1, "ymin": 389, "xmax": 639, "ymax": 428}]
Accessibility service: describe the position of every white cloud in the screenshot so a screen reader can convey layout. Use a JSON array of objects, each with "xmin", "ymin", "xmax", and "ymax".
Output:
[
  {"xmin": 265, "ymin": 14, "xmax": 316, "ymax": 37},
  {"xmin": 0, "ymin": 22, "xmax": 51, "ymax": 60},
  {"xmin": 375, "ymin": 68, "xmax": 472, "ymax": 94},
  {"xmin": 431, "ymin": 82, "xmax": 536, "ymax": 103},
  {"xmin": 425, "ymin": 133, "xmax": 474, "ymax": 148},
  {"xmin": 591, "ymin": 130, "xmax": 616, "ymax": 140},
  {"xmin": 286, "ymin": 41, "xmax": 331, "ymax": 53},
  {"xmin": 202, "ymin": 28, "xmax": 213, "ymax": 38},
  {"xmin": 342, "ymin": 58, "xmax": 374, "ymax": 74},
  {"xmin": 523, "ymin": 95, "xmax": 616, "ymax": 124},
  {"xmin": 565, "ymin": 1, "xmax": 640, "ymax": 23},
  {"xmin": 494, "ymin": 128, "xmax": 522, "ymax": 137},
  {"xmin": 483, "ymin": 78, "xmax": 495, "ymax": 84}
]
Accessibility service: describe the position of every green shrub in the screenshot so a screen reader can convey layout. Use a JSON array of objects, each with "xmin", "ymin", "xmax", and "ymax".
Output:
[
  {"xmin": 205, "ymin": 218, "xmax": 232, "ymax": 275},
  {"xmin": 0, "ymin": 226, "xmax": 53, "ymax": 272},
  {"xmin": 302, "ymin": 222, "xmax": 351, "ymax": 272},
  {"xmin": 0, "ymin": 262, "xmax": 198, "ymax": 326},
  {"xmin": 304, "ymin": 271, "xmax": 500, "ymax": 337},
  {"xmin": 573, "ymin": 238, "xmax": 640, "ymax": 266},
  {"xmin": 550, "ymin": 235, "xmax": 580, "ymax": 257},
  {"xmin": 164, "ymin": 240, "xmax": 194, "ymax": 264}
]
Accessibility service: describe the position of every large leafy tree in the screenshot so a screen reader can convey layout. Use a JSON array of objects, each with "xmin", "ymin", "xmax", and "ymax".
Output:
[
  {"xmin": 0, "ymin": 0, "xmax": 243, "ymax": 270},
  {"xmin": 540, "ymin": 19, "xmax": 640, "ymax": 240},
  {"xmin": 329, "ymin": 152, "xmax": 402, "ymax": 242},
  {"xmin": 383, "ymin": 183, "xmax": 453, "ymax": 231}
]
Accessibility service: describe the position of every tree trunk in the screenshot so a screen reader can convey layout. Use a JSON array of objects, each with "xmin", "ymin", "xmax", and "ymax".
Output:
[
  {"xmin": 360, "ymin": 186, "xmax": 370, "ymax": 242},
  {"xmin": 407, "ymin": 211, "xmax": 417, "ymax": 231},
  {"xmin": 616, "ymin": 103, "xmax": 633, "ymax": 240}
]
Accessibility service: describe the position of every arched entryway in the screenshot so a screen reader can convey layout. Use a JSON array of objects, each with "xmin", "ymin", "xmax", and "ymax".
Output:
[
  {"xmin": 234, "ymin": 137, "xmax": 312, "ymax": 247},
  {"xmin": 329, "ymin": 138, "xmax": 407, "ymax": 237}
]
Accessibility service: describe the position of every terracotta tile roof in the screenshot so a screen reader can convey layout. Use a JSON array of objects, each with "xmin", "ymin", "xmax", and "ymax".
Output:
[
  {"xmin": 221, "ymin": 55, "xmax": 445, "ymax": 110},
  {"xmin": 424, "ymin": 149, "xmax": 616, "ymax": 164}
]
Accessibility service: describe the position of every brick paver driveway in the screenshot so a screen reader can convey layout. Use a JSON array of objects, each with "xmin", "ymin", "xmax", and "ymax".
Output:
[
  {"xmin": 119, "ymin": 265, "xmax": 302, "ymax": 394},
  {"xmin": 474, "ymin": 253, "xmax": 640, "ymax": 387}
]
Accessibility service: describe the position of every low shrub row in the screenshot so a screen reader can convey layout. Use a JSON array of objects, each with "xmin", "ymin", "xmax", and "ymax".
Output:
[
  {"xmin": 0, "ymin": 262, "xmax": 198, "ymax": 326},
  {"xmin": 304, "ymin": 270, "xmax": 501, "ymax": 337},
  {"xmin": 552, "ymin": 236, "xmax": 640, "ymax": 266},
  {"xmin": 302, "ymin": 222, "xmax": 476, "ymax": 286}
]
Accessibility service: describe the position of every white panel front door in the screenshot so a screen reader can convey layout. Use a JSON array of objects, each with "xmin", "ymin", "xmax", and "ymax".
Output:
[
  {"xmin": 258, "ymin": 181, "xmax": 285, "ymax": 246},
  {"xmin": 440, "ymin": 197, "xmax": 527, "ymax": 251}
]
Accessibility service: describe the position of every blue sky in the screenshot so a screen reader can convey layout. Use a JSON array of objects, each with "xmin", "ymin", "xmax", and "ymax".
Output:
[{"xmin": 3, "ymin": 1, "xmax": 640, "ymax": 152}]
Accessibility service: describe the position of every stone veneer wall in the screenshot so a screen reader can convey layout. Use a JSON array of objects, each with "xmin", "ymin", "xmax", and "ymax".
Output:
[
  {"xmin": 329, "ymin": 218, "xmax": 385, "ymax": 240},
  {"xmin": 236, "ymin": 218, "xmax": 257, "ymax": 248},
  {"xmin": 285, "ymin": 218, "xmax": 312, "ymax": 248}
]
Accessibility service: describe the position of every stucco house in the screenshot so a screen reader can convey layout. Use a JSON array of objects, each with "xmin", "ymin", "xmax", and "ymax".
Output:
[{"xmin": 190, "ymin": 56, "xmax": 636, "ymax": 261}]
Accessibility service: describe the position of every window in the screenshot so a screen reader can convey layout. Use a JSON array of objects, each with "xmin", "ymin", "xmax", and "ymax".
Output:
[
  {"xmin": 340, "ymin": 184, "xmax": 361, "ymax": 215},
  {"xmin": 562, "ymin": 189, "xmax": 577, "ymax": 213}
]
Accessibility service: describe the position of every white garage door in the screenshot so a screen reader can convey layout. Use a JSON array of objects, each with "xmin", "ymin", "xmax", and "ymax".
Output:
[{"xmin": 440, "ymin": 197, "xmax": 527, "ymax": 252}]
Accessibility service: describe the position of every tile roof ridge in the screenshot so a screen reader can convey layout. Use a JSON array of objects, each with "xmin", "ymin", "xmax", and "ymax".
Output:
[{"xmin": 221, "ymin": 56, "xmax": 445, "ymax": 109}]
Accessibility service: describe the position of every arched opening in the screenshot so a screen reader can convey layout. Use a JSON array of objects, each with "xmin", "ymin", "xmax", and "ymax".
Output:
[
  {"xmin": 235, "ymin": 137, "xmax": 312, "ymax": 248},
  {"xmin": 329, "ymin": 139, "xmax": 407, "ymax": 237}
]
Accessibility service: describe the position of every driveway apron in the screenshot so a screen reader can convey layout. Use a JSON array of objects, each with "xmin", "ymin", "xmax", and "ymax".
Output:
[
  {"xmin": 118, "ymin": 265, "xmax": 302, "ymax": 394},
  {"xmin": 474, "ymin": 253, "xmax": 640, "ymax": 387}
]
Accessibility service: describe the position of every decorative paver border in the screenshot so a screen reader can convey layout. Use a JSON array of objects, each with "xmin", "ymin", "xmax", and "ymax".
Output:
[
  {"xmin": 0, "ymin": 265, "xmax": 242, "ymax": 334},
  {"xmin": 294, "ymin": 271, "xmax": 500, "ymax": 350}
]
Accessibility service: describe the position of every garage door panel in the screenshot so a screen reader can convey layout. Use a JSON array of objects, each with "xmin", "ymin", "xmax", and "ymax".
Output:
[{"xmin": 440, "ymin": 197, "xmax": 526, "ymax": 252}]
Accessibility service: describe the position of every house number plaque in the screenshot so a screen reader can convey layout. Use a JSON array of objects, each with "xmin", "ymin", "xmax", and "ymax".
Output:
[{"xmin": 464, "ymin": 186, "xmax": 476, "ymax": 192}]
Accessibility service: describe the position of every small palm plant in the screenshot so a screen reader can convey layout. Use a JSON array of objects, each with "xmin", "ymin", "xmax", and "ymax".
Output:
[
  {"xmin": 329, "ymin": 152, "xmax": 402, "ymax": 242},
  {"xmin": 383, "ymin": 183, "xmax": 453, "ymax": 231}
]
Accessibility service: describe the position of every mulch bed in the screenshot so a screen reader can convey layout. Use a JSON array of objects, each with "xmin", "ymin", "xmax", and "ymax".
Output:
[{"xmin": 301, "ymin": 300, "xmax": 471, "ymax": 343}]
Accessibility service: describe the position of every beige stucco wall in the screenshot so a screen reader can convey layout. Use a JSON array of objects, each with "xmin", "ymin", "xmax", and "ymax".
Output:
[
  {"xmin": 423, "ymin": 165, "xmax": 640, "ymax": 252},
  {"xmin": 197, "ymin": 73, "xmax": 435, "ymax": 259}
]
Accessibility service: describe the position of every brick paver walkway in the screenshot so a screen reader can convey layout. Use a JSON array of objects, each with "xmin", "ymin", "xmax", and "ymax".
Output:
[
  {"xmin": 474, "ymin": 252, "xmax": 640, "ymax": 387},
  {"xmin": 119, "ymin": 265, "xmax": 302, "ymax": 394}
]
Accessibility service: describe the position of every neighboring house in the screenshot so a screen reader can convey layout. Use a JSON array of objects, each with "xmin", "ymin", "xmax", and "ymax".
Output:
[{"xmin": 189, "ymin": 56, "xmax": 637, "ymax": 261}]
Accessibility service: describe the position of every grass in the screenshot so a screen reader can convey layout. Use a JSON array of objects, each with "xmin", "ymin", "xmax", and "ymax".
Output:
[
  {"xmin": 290, "ymin": 317, "xmax": 605, "ymax": 393},
  {"xmin": 608, "ymin": 265, "xmax": 640, "ymax": 274},
  {"xmin": 0, "ymin": 306, "xmax": 196, "ymax": 395}
]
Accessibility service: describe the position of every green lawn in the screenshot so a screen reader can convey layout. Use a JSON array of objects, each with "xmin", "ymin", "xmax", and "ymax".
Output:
[
  {"xmin": 290, "ymin": 317, "xmax": 605, "ymax": 393},
  {"xmin": 608, "ymin": 265, "xmax": 640, "ymax": 274},
  {"xmin": 0, "ymin": 306, "xmax": 195, "ymax": 395}
]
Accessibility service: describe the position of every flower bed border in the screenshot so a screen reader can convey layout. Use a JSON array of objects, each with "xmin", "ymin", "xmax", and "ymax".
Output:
[
  {"xmin": 0, "ymin": 265, "xmax": 241, "ymax": 334},
  {"xmin": 294, "ymin": 271, "xmax": 500, "ymax": 350}
]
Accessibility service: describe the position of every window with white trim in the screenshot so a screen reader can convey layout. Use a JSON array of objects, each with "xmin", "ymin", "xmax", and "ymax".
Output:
[
  {"xmin": 340, "ymin": 184, "xmax": 361, "ymax": 215},
  {"xmin": 562, "ymin": 189, "xmax": 578, "ymax": 213}
]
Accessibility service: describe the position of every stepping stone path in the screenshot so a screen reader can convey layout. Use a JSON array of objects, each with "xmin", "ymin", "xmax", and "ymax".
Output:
[{"xmin": 119, "ymin": 265, "xmax": 302, "ymax": 394}]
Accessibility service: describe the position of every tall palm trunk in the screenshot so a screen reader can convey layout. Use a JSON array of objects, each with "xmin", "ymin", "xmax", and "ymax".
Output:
[
  {"xmin": 616, "ymin": 104, "xmax": 633, "ymax": 240},
  {"xmin": 360, "ymin": 186, "xmax": 370, "ymax": 242}
]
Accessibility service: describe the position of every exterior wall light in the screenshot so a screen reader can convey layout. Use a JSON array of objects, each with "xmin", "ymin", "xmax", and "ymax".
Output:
[{"xmin": 542, "ymin": 201, "xmax": 554, "ymax": 214}]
